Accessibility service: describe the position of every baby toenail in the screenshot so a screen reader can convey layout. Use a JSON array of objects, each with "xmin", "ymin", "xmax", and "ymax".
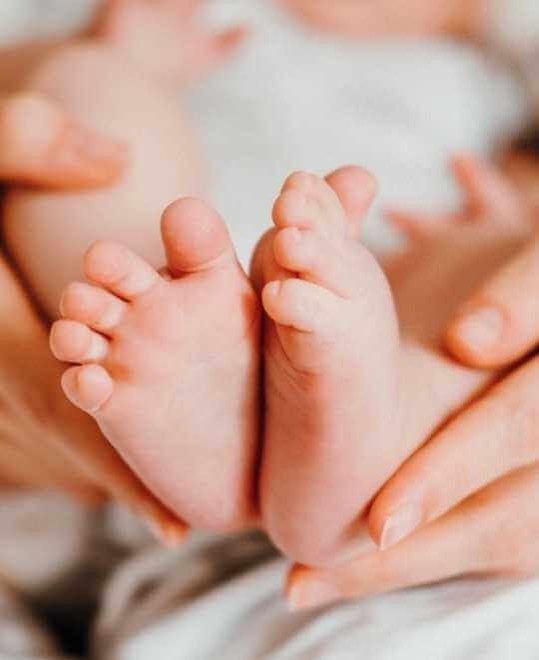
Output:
[
  {"xmin": 268, "ymin": 281, "xmax": 282, "ymax": 297},
  {"xmin": 289, "ymin": 228, "xmax": 302, "ymax": 242},
  {"xmin": 286, "ymin": 190, "xmax": 306, "ymax": 211}
]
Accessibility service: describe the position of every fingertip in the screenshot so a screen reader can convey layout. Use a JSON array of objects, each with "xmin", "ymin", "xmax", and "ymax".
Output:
[
  {"xmin": 0, "ymin": 93, "xmax": 127, "ymax": 188},
  {"xmin": 444, "ymin": 305, "xmax": 507, "ymax": 369},
  {"xmin": 286, "ymin": 565, "xmax": 343, "ymax": 610}
]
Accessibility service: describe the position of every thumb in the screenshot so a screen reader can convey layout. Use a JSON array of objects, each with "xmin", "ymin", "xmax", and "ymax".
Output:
[{"xmin": 0, "ymin": 93, "xmax": 127, "ymax": 189}]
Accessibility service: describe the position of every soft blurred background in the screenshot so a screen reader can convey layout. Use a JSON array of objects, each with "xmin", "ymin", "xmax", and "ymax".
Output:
[{"xmin": 0, "ymin": 0, "xmax": 529, "ymax": 265}]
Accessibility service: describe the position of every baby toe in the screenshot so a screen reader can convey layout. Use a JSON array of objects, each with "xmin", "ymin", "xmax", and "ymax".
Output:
[
  {"xmin": 51, "ymin": 320, "xmax": 109, "ymax": 364},
  {"xmin": 60, "ymin": 282, "xmax": 126, "ymax": 334},
  {"xmin": 61, "ymin": 364, "xmax": 114, "ymax": 414},
  {"xmin": 278, "ymin": 172, "xmax": 347, "ymax": 237},
  {"xmin": 161, "ymin": 197, "xmax": 236, "ymax": 275},
  {"xmin": 84, "ymin": 241, "xmax": 160, "ymax": 300},
  {"xmin": 272, "ymin": 227, "xmax": 354, "ymax": 297},
  {"xmin": 325, "ymin": 165, "xmax": 378, "ymax": 238},
  {"xmin": 283, "ymin": 170, "xmax": 342, "ymax": 214},
  {"xmin": 262, "ymin": 278, "xmax": 342, "ymax": 333},
  {"xmin": 272, "ymin": 189, "xmax": 321, "ymax": 231}
]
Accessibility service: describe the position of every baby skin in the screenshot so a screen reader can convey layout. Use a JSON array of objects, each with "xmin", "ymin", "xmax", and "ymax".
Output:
[
  {"xmin": 2, "ymin": 0, "xmax": 259, "ymax": 532},
  {"xmin": 51, "ymin": 199, "xmax": 260, "ymax": 531},
  {"xmin": 4, "ymin": 1, "xmax": 522, "ymax": 563},
  {"xmin": 252, "ymin": 166, "xmax": 524, "ymax": 567},
  {"xmin": 279, "ymin": 0, "xmax": 486, "ymax": 39},
  {"xmin": 52, "ymin": 160, "xmax": 524, "ymax": 570}
]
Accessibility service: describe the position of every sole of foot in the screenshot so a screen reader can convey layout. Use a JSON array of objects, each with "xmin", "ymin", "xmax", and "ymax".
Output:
[
  {"xmin": 51, "ymin": 197, "xmax": 260, "ymax": 532},
  {"xmin": 253, "ymin": 168, "xmax": 401, "ymax": 567}
]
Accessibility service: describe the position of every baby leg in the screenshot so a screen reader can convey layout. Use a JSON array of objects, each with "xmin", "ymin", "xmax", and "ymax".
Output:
[{"xmin": 2, "ymin": 0, "xmax": 243, "ymax": 318}]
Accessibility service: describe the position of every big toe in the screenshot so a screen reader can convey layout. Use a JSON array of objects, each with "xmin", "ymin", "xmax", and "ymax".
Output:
[
  {"xmin": 325, "ymin": 166, "xmax": 378, "ymax": 238},
  {"xmin": 161, "ymin": 197, "xmax": 236, "ymax": 275}
]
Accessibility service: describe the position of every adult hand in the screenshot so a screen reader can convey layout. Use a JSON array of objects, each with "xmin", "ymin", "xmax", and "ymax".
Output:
[
  {"xmin": 0, "ymin": 92, "xmax": 185, "ymax": 543},
  {"xmin": 286, "ymin": 157, "xmax": 539, "ymax": 608},
  {"xmin": 445, "ymin": 235, "xmax": 539, "ymax": 369},
  {"xmin": 0, "ymin": 92, "xmax": 127, "ymax": 188},
  {"xmin": 277, "ymin": 0, "xmax": 484, "ymax": 38}
]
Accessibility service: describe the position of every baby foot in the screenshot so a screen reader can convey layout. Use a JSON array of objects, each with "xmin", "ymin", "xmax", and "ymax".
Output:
[
  {"xmin": 93, "ymin": 0, "xmax": 246, "ymax": 83},
  {"xmin": 50, "ymin": 199, "xmax": 260, "ymax": 531},
  {"xmin": 253, "ymin": 168, "xmax": 401, "ymax": 567}
]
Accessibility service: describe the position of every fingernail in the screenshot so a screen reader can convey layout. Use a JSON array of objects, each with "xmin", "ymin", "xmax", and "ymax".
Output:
[
  {"xmin": 453, "ymin": 307, "xmax": 504, "ymax": 352},
  {"xmin": 289, "ymin": 227, "xmax": 302, "ymax": 242},
  {"xmin": 268, "ymin": 281, "xmax": 282, "ymax": 296},
  {"xmin": 288, "ymin": 579, "xmax": 342, "ymax": 611},
  {"xmin": 380, "ymin": 503, "xmax": 423, "ymax": 550}
]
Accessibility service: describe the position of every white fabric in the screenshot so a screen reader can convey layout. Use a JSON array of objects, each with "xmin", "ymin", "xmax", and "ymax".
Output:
[
  {"xmin": 488, "ymin": 0, "xmax": 539, "ymax": 56},
  {"xmin": 0, "ymin": 1, "xmax": 535, "ymax": 659},
  {"xmin": 487, "ymin": 0, "xmax": 539, "ymax": 113},
  {"xmin": 1, "ymin": 1, "xmax": 525, "ymax": 260},
  {"xmin": 119, "ymin": 561, "xmax": 539, "ymax": 660},
  {"xmin": 191, "ymin": 0, "xmax": 526, "ymax": 264}
]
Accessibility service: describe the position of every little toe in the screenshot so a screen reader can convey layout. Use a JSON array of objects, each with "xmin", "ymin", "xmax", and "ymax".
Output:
[
  {"xmin": 279, "ymin": 172, "xmax": 347, "ymax": 236},
  {"xmin": 61, "ymin": 364, "xmax": 113, "ymax": 413},
  {"xmin": 84, "ymin": 241, "xmax": 160, "ymax": 300},
  {"xmin": 262, "ymin": 278, "xmax": 342, "ymax": 334},
  {"xmin": 272, "ymin": 189, "xmax": 322, "ymax": 231},
  {"xmin": 281, "ymin": 170, "xmax": 317, "ymax": 195},
  {"xmin": 60, "ymin": 282, "xmax": 126, "ymax": 334},
  {"xmin": 284, "ymin": 170, "xmax": 342, "ymax": 215},
  {"xmin": 272, "ymin": 227, "xmax": 355, "ymax": 297},
  {"xmin": 161, "ymin": 197, "xmax": 236, "ymax": 275},
  {"xmin": 51, "ymin": 320, "xmax": 109, "ymax": 364}
]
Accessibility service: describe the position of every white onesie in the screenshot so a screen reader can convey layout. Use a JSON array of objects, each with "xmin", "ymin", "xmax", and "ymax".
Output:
[{"xmin": 488, "ymin": 0, "xmax": 539, "ymax": 114}]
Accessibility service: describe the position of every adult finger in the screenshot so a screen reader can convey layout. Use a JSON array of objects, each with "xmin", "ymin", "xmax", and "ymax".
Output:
[
  {"xmin": 445, "ymin": 235, "xmax": 539, "ymax": 368},
  {"xmin": 450, "ymin": 154, "xmax": 527, "ymax": 229},
  {"xmin": 366, "ymin": 356, "xmax": 539, "ymax": 549},
  {"xmin": 0, "ymin": 93, "xmax": 127, "ymax": 189},
  {"xmin": 385, "ymin": 154, "xmax": 526, "ymax": 242},
  {"xmin": 287, "ymin": 465, "xmax": 539, "ymax": 609}
]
